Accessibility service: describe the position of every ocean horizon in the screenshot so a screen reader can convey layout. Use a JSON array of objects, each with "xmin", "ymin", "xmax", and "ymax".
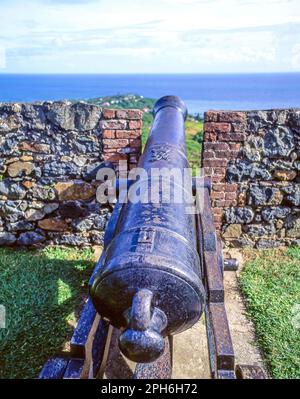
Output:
[{"xmin": 0, "ymin": 73, "xmax": 300, "ymax": 115}]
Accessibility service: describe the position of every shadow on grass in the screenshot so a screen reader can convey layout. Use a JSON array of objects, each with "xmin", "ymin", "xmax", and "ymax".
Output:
[{"xmin": 0, "ymin": 247, "xmax": 94, "ymax": 379}]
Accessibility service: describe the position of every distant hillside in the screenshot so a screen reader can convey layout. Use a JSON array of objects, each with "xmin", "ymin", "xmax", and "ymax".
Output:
[{"xmin": 85, "ymin": 94, "xmax": 155, "ymax": 112}]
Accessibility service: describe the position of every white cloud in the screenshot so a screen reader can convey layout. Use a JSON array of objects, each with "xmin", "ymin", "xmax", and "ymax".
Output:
[{"xmin": 0, "ymin": 0, "xmax": 299, "ymax": 72}]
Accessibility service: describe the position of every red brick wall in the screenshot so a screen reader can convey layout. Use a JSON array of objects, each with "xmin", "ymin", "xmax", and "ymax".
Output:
[
  {"xmin": 202, "ymin": 111, "xmax": 247, "ymax": 232},
  {"xmin": 101, "ymin": 109, "xmax": 143, "ymax": 171}
]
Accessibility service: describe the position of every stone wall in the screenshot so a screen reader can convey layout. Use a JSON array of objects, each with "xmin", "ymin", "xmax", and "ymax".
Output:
[
  {"xmin": 0, "ymin": 101, "xmax": 142, "ymax": 247},
  {"xmin": 203, "ymin": 109, "xmax": 300, "ymax": 249}
]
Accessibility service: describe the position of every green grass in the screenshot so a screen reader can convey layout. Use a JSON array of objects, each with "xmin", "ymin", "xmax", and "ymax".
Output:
[
  {"xmin": 239, "ymin": 247, "xmax": 300, "ymax": 379},
  {"xmin": 142, "ymin": 112, "xmax": 153, "ymax": 147},
  {"xmin": 0, "ymin": 247, "xmax": 94, "ymax": 379},
  {"xmin": 185, "ymin": 119, "xmax": 203, "ymax": 174}
]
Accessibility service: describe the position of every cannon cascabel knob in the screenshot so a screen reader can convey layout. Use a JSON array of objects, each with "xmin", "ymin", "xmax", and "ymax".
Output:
[{"xmin": 119, "ymin": 289, "xmax": 168, "ymax": 363}]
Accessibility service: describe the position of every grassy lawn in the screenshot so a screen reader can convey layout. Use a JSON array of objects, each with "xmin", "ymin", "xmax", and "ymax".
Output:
[
  {"xmin": 0, "ymin": 247, "xmax": 94, "ymax": 379},
  {"xmin": 240, "ymin": 247, "xmax": 300, "ymax": 379},
  {"xmin": 142, "ymin": 113, "xmax": 203, "ymax": 174}
]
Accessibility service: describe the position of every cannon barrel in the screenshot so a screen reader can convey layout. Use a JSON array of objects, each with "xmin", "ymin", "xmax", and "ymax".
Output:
[{"xmin": 90, "ymin": 96, "xmax": 205, "ymax": 363}]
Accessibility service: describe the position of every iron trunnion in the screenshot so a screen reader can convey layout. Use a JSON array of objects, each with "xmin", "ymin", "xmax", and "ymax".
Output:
[{"xmin": 90, "ymin": 96, "xmax": 206, "ymax": 364}]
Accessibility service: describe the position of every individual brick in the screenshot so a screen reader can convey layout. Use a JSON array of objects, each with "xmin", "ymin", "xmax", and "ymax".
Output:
[
  {"xmin": 116, "ymin": 110, "xmax": 128, "ymax": 119},
  {"xmin": 128, "ymin": 129, "xmax": 142, "ymax": 138},
  {"xmin": 203, "ymin": 159, "xmax": 228, "ymax": 168},
  {"xmin": 129, "ymin": 120, "xmax": 142, "ymax": 130},
  {"xmin": 204, "ymin": 142, "xmax": 229, "ymax": 151},
  {"xmin": 213, "ymin": 215, "xmax": 223, "ymax": 224},
  {"xmin": 212, "ymin": 184, "xmax": 226, "ymax": 192},
  {"xmin": 224, "ymin": 183, "xmax": 238, "ymax": 192},
  {"xmin": 228, "ymin": 143, "xmax": 241, "ymax": 151},
  {"xmin": 218, "ymin": 132, "xmax": 246, "ymax": 142},
  {"xmin": 101, "ymin": 120, "xmax": 127, "ymax": 130},
  {"xmin": 214, "ymin": 150, "xmax": 240, "ymax": 159},
  {"xmin": 103, "ymin": 139, "xmax": 129, "ymax": 149},
  {"xmin": 102, "ymin": 130, "xmax": 115, "ymax": 139},
  {"xmin": 211, "ymin": 191, "xmax": 225, "ymax": 200},
  {"xmin": 116, "ymin": 129, "xmax": 142, "ymax": 139},
  {"xmin": 204, "ymin": 111, "xmax": 219, "ymax": 122},
  {"xmin": 127, "ymin": 109, "xmax": 143, "ymax": 119},
  {"xmin": 204, "ymin": 132, "xmax": 217, "ymax": 141},
  {"xmin": 102, "ymin": 109, "xmax": 116, "ymax": 119},
  {"xmin": 225, "ymin": 192, "xmax": 237, "ymax": 201},
  {"xmin": 213, "ymin": 208, "xmax": 224, "ymax": 216},
  {"xmin": 103, "ymin": 153, "xmax": 128, "ymax": 162},
  {"xmin": 204, "ymin": 122, "xmax": 231, "ymax": 134},
  {"xmin": 115, "ymin": 130, "xmax": 130, "ymax": 139},
  {"xmin": 211, "ymin": 175, "xmax": 225, "ymax": 183},
  {"xmin": 202, "ymin": 150, "xmax": 215, "ymax": 159},
  {"xmin": 217, "ymin": 111, "xmax": 247, "ymax": 123}
]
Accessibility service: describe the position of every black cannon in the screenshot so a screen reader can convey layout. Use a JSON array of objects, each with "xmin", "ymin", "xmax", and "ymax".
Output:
[
  {"xmin": 90, "ymin": 96, "xmax": 206, "ymax": 363},
  {"xmin": 40, "ymin": 96, "xmax": 265, "ymax": 380}
]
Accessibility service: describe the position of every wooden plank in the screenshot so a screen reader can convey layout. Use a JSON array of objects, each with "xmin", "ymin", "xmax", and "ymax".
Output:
[
  {"xmin": 235, "ymin": 365, "xmax": 266, "ymax": 379},
  {"xmin": 39, "ymin": 357, "xmax": 69, "ymax": 379},
  {"xmin": 133, "ymin": 337, "xmax": 172, "ymax": 380},
  {"xmin": 63, "ymin": 359, "xmax": 85, "ymax": 379},
  {"xmin": 96, "ymin": 324, "xmax": 114, "ymax": 379},
  {"xmin": 70, "ymin": 298, "xmax": 98, "ymax": 359},
  {"xmin": 209, "ymin": 303, "xmax": 235, "ymax": 372},
  {"xmin": 195, "ymin": 212, "xmax": 204, "ymax": 276},
  {"xmin": 205, "ymin": 305, "xmax": 216, "ymax": 379},
  {"xmin": 199, "ymin": 188, "xmax": 224, "ymax": 303},
  {"xmin": 201, "ymin": 188, "xmax": 217, "ymax": 252},
  {"xmin": 204, "ymin": 251, "xmax": 224, "ymax": 303},
  {"xmin": 217, "ymin": 370, "xmax": 236, "ymax": 379},
  {"xmin": 217, "ymin": 236, "xmax": 224, "ymax": 277},
  {"xmin": 92, "ymin": 319, "xmax": 110, "ymax": 378},
  {"xmin": 70, "ymin": 300, "xmax": 112, "ymax": 379}
]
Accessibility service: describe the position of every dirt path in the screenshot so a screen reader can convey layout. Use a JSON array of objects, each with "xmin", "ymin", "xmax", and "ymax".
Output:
[{"xmin": 224, "ymin": 250, "xmax": 268, "ymax": 376}]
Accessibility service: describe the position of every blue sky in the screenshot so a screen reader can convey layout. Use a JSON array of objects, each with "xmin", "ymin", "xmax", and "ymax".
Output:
[{"xmin": 0, "ymin": 0, "xmax": 299, "ymax": 73}]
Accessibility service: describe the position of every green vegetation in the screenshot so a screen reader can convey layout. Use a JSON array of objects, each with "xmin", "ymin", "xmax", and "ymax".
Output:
[
  {"xmin": 240, "ymin": 247, "xmax": 300, "ymax": 379},
  {"xmin": 0, "ymin": 247, "xmax": 94, "ymax": 379},
  {"xmin": 141, "ymin": 112, "xmax": 153, "ymax": 146},
  {"xmin": 185, "ymin": 118, "xmax": 203, "ymax": 174}
]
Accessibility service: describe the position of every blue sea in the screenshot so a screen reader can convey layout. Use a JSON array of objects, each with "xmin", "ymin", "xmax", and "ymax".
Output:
[{"xmin": 0, "ymin": 73, "xmax": 300, "ymax": 115}]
